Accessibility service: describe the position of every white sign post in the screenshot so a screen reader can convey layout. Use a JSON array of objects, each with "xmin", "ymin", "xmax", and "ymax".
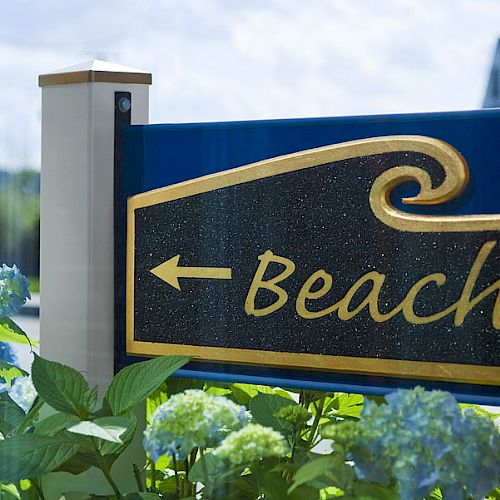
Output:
[{"xmin": 39, "ymin": 60, "xmax": 151, "ymax": 495}]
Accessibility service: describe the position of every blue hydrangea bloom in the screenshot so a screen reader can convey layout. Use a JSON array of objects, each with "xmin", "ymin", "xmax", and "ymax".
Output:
[
  {"xmin": 0, "ymin": 264, "xmax": 31, "ymax": 317},
  {"xmin": 352, "ymin": 387, "xmax": 500, "ymax": 500},
  {"xmin": 0, "ymin": 342, "xmax": 17, "ymax": 364}
]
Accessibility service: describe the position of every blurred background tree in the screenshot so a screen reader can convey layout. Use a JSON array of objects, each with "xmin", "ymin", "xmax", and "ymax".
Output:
[{"xmin": 0, "ymin": 169, "xmax": 40, "ymax": 284}]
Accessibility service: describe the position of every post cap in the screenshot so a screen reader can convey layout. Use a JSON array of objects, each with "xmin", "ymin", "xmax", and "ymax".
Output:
[{"xmin": 39, "ymin": 59, "xmax": 152, "ymax": 87}]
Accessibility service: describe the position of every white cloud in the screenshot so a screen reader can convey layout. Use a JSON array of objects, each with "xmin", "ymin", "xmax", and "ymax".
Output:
[{"xmin": 0, "ymin": 0, "xmax": 499, "ymax": 168}]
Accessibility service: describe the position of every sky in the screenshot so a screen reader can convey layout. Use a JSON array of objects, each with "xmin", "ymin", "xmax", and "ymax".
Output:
[{"xmin": 0, "ymin": 0, "xmax": 499, "ymax": 169}]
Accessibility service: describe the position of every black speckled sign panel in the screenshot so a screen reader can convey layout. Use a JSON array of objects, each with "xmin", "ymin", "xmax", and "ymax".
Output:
[{"xmin": 126, "ymin": 141, "xmax": 499, "ymax": 386}]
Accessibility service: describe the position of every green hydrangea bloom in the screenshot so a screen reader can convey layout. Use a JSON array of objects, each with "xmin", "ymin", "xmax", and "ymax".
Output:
[
  {"xmin": 274, "ymin": 405, "xmax": 311, "ymax": 426},
  {"xmin": 321, "ymin": 420, "xmax": 359, "ymax": 449},
  {"xmin": 143, "ymin": 389, "xmax": 247, "ymax": 461},
  {"xmin": 216, "ymin": 423, "xmax": 288, "ymax": 465}
]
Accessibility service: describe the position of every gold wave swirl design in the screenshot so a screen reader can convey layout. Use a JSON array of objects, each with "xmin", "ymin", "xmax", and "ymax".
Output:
[
  {"xmin": 367, "ymin": 136, "xmax": 499, "ymax": 232},
  {"xmin": 129, "ymin": 135, "xmax": 500, "ymax": 233}
]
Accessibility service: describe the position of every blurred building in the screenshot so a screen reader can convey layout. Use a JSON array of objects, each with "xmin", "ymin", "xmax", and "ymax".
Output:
[{"xmin": 483, "ymin": 39, "xmax": 500, "ymax": 108}]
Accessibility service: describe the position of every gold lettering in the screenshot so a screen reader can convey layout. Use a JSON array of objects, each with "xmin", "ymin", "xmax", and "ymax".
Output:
[
  {"xmin": 296, "ymin": 270, "xmax": 335, "ymax": 319},
  {"xmin": 248, "ymin": 240, "xmax": 499, "ymax": 329},
  {"xmin": 454, "ymin": 240, "xmax": 500, "ymax": 328},
  {"xmin": 401, "ymin": 273, "xmax": 456, "ymax": 324},
  {"xmin": 245, "ymin": 250, "xmax": 296, "ymax": 317},
  {"xmin": 338, "ymin": 271, "xmax": 388, "ymax": 321}
]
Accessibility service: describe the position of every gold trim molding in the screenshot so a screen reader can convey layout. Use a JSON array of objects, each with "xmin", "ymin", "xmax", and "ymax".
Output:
[
  {"xmin": 127, "ymin": 339, "xmax": 500, "ymax": 386},
  {"xmin": 129, "ymin": 135, "xmax": 500, "ymax": 232}
]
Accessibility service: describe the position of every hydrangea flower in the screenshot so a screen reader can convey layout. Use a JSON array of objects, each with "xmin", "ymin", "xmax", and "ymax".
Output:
[
  {"xmin": 0, "ymin": 342, "xmax": 17, "ymax": 364},
  {"xmin": 0, "ymin": 264, "xmax": 30, "ymax": 317},
  {"xmin": 274, "ymin": 405, "xmax": 311, "ymax": 427},
  {"xmin": 216, "ymin": 423, "xmax": 288, "ymax": 466},
  {"xmin": 321, "ymin": 420, "xmax": 359, "ymax": 449},
  {"xmin": 9, "ymin": 377, "xmax": 37, "ymax": 412},
  {"xmin": 352, "ymin": 387, "xmax": 500, "ymax": 500},
  {"xmin": 144, "ymin": 389, "xmax": 247, "ymax": 461}
]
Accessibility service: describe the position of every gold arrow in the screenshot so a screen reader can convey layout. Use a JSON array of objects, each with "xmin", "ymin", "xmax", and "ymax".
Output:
[{"xmin": 150, "ymin": 255, "xmax": 232, "ymax": 290}]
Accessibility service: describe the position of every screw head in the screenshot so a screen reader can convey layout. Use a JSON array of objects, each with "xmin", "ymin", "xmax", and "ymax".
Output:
[{"xmin": 118, "ymin": 96, "xmax": 131, "ymax": 113}]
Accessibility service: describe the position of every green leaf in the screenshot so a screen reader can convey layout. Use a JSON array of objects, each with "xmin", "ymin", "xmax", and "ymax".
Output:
[
  {"xmin": 333, "ymin": 393, "xmax": 364, "ymax": 419},
  {"xmin": 54, "ymin": 455, "xmax": 92, "ymax": 475},
  {"xmin": 188, "ymin": 452, "xmax": 226, "ymax": 484},
  {"xmin": 289, "ymin": 456, "xmax": 338, "ymax": 493},
  {"xmin": 18, "ymin": 479, "xmax": 31, "ymax": 492},
  {"xmin": 319, "ymin": 485, "xmax": 345, "ymax": 498},
  {"xmin": 54, "ymin": 493, "xmax": 90, "ymax": 500},
  {"xmin": 150, "ymin": 475, "xmax": 176, "ymax": 494},
  {"xmin": 167, "ymin": 377, "xmax": 204, "ymax": 396},
  {"xmin": 324, "ymin": 459, "xmax": 355, "ymax": 491},
  {"xmin": 31, "ymin": 354, "xmax": 94, "ymax": 418},
  {"xmin": 0, "ymin": 483, "xmax": 20, "ymax": 499},
  {"xmin": 486, "ymin": 486, "xmax": 500, "ymax": 500},
  {"xmin": 85, "ymin": 387, "xmax": 98, "ymax": 413},
  {"xmin": 15, "ymin": 397, "xmax": 44, "ymax": 435},
  {"xmin": 0, "ymin": 435, "xmax": 80, "ymax": 482},
  {"xmin": 289, "ymin": 485, "xmax": 321, "ymax": 500},
  {"xmin": 68, "ymin": 416, "xmax": 129, "ymax": 443},
  {"xmin": 146, "ymin": 384, "xmax": 168, "ymax": 422},
  {"xmin": 151, "ymin": 452, "xmax": 171, "ymax": 473},
  {"xmin": 254, "ymin": 469, "xmax": 291, "ymax": 499},
  {"xmin": 205, "ymin": 386, "xmax": 232, "ymax": 397},
  {"xmin": 460, "ymin": 403, "xmax": 500, "ymax": 420},
  {"xmin": 62, "ymin": 449, "xmax": 101, "ymax": 469},
  {"xmin": 34, "ymin": 412, "xmax": 80, "ymax": 436},
  {"xmin": 84, "ymin": 492, "xmax": 161, "ymax": 500},
  {"xmin": 104, "ymin": 355, "xmax": 189, "ymax": 416},
  {"xmin": 274, "ymin": 389, "xmax": 296, "ymax": 400},
  {"xmin": 17, "ymin": 479, "xmax": 37, "ymax": 500},
  {"xmin": 254, "ymin": 384, "xmax": 282, "ymax": 395},
  {"xmin": 249, "ymin": 393, "xmax": 298, "ymax": 431},
  {"xmin": 99, "ymin": 412, "xmax": 137, "ymax": 457},
  {"xmin": 351, "ymin": 481, "xmax": 398, "ymax": 500},
  {"xmin": 0, "ymin": 360, "xmax": 28, "ymax": 388},
  {"xmin": 228, "ymin": 383, "xmax": 287, "ymax": 406},
  {"xmin": 228, "ymin": 384, "xmax": 255, "ymax": 406},
  {"xmin": 0, "ymin": 318, "xmax": 35, "ymax": 345},
  {"xmin": 85, "ymin": 494, "xmax": 162, "ymax": 500},
  {"xmin": 122, "ymin": 494, "xmax": 163, "ymax": 499},
  {"xmin": 0, "ymin": 394, "xmax": 25, "ymax": 435}
]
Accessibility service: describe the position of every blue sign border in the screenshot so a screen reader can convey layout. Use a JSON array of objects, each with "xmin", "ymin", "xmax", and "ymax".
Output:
[{"xmin": 115, "ymin": 107, "xmax": 499, "ymax": 405}]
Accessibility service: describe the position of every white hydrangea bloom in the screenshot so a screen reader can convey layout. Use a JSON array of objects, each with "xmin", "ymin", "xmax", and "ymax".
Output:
[
  {"xmin": 9, "ymin": 377, "xmax": 37, "ymax": 412},
  {"xmin": 216, "ymin": 423, "xmax": 288, "ymax": 465}
]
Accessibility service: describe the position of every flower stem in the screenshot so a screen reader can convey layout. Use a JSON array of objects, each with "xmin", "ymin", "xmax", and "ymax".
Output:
[
  {"xmin": 189, "ymin": 448, "xmax": 198, "ymax": 497},
  {"xmin": 17, "ymin": 397, "xmax": 44, "ymax": 434},
  {"xmin": 149, "ymin": 458, "xmax": 157, "ymax": 493},
  {"xmin": 91, "ymin": 438, "xmax": 121, "ymax": 497},
  {"xmin": 173, "ymin": 455, "xmax": 180, "ymax": 499},
  {"xmin": 101, "ymin": 465, "xmax": 121, "ymax": 498},
  {"xmin": 200, "ymin": 448, "xmax": 212, "ymax": 499},
  {"xmin": 299, "ymin": 390, "xmax": 305, "ymax": 406},
  {"xmin": 308, "ymin": 398, "xmax": 325, "ymax": 448},
  {"xmin": 184, "ymin": 457, "xmax": 190, "ymax": 497},
  {"xmin": 133, "ymin": 462, "xmax": 145, "ymax": 492},
  {"xmin": 33, "ymin": 478, "xmax": 46, "ymax": 500}
]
